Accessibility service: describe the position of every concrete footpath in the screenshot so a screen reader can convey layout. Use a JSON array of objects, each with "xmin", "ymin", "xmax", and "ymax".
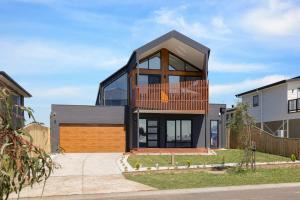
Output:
[
  {"xmin": 9, "ymin": 153, "xmax": 154, "ymax": 199},
  {"xmin": 17, "ymin": 182, "xmax": 300, "ymax": 200}
]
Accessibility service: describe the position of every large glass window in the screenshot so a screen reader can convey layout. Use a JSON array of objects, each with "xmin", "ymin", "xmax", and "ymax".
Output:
[
  {"xmin": 139, "ymin": 52, "xmax": 161, "ymax": 70},
  {"xmin": 166, "ymin": 120, "xmax": 192, "ymax": 147},
  {"xmin": 149, "ymin": 53, "xmax": 160, "ymax": 69},
  {"xmin": 169, "ymin": 54, "xmax": 185, "ymax": 71},
  {"xmin": 168, "ymin": 53, "xmax": 199, "ymax": 72},
  {"xmin": 168, "ymin": 75, "xmax": 180, "ymax": 84},
  {"xmin": 169, "ymin": 75, "xmax": 200, "ymax": 83},
  {"xmin": 137, "ymin": 75, "xmax": 161, "ymax": 86},
  {"xmin": 168, "ymin": 76, "xmax": 201, "ymax": 96},
  {"xmin": 181, "ymin": 120, "xmax": 192, "ymax": 141},
  {"xmin": 167, "ymin": 120, "xmax": 176, "ymax": 144},
  {"xmin": 103, "ymin": 73, "xmax": 128, "ymax": 106}
]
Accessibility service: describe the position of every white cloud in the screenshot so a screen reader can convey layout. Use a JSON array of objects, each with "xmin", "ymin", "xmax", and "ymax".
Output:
[
  {"xmin": 26, "ymin": 84, "xmax": 98, "ymax": 125},
  {"xmin": 0, "ymin": 39, "xmax": 127, "ymax": 74},
  {"xmin": 153, "ymin": 7, "xmax": 230, "ymax": 40},
  {"xmin": 210, "ymin": 75, "xmax": 289, "ymax": 96},
  {"xmin": 211, "ymin": 17, "xmax": 231, "ymax": 34},
  {"xmin": 31, "ymin": 86, "xmax": 85, "ymax": 98},
  {"xmin": 209, "ymin": 60, "xmax": 269, "ymax": 73},
  {"xmin": 242, "ymin": 0, "xmax": 300, "ymax": 36},
  {"xmin": 154, "ymin": 7, "xmax": 206, "ymax": 37},
  {"xmin": 29, "ymin": 85, "xmax": 98, "ymax": 102}
]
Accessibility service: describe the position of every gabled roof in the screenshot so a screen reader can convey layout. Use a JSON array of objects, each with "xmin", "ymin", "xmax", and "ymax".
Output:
[
  {"xmin": 135, "ymin": 30, "xmax": 210, "ymax": 57},
  {"xmin": 95, "ymin": 30, "xmax": 210, "ymax": 104},
  {"xmin": 236, "ymin": 76, "xmax": 300, "ymax": 97},
  {"xmin": 0, "ymin": 71, "xmax": 32, "ymax": 97}
]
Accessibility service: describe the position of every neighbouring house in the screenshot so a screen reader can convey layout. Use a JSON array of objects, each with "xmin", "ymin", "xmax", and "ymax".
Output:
[
  {"xmin": 225, "ymin": 106, "xmax": 236, "ymax": 125},
  {"xmin": 50, "ymin": 30, "xmax": 227, "ymax": 153},
  {"xmin": 0, "ymin": 71, "xmax": 32, "ymax": 128},
  {"xmin": 236, "ymin": 76, "xmax": 300, "ymax": 138}
]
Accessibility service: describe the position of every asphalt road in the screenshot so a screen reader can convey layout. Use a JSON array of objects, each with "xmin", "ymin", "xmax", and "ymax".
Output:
[{"xmin": 19, "ymin": 183, "xmax": 300, "ymax": 200}]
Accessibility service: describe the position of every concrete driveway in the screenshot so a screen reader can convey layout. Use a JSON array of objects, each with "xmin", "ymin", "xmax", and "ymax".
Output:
[{"xmin": 10, "ymin": 153, "xmax": 154, "ymax": 199}]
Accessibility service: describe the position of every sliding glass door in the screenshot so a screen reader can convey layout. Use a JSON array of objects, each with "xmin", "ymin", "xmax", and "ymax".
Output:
[{"xmin": 166, "ymin": 120, "xmax": 192, "ymax": 147}]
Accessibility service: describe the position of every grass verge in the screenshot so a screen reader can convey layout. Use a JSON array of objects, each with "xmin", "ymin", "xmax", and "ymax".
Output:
[
  {"xmin": 128, "ymin": 149, "xmax": 290, "ymax": 168},
  {"xmin": 125, "ymin": 167, "xmax": 300, "ymax": 190}
]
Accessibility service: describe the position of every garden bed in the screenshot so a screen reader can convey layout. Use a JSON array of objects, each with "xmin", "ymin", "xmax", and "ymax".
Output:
[{"xmin": 127, "ymin": 149, "xmax": 291, "ymax": 168}]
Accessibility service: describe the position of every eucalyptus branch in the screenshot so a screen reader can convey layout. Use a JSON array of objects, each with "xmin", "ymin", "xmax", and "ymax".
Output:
[{"xmin": 0, "ymin": 88, "xmax": 55, "ymax": 200}]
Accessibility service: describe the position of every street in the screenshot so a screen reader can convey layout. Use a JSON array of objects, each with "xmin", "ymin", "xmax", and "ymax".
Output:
[{"xmin": 19, "ymin": 183, "xmax": 300, "ymax": 200}]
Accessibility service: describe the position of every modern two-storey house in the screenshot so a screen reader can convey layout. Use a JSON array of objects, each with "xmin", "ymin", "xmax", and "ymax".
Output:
[
  {"xmin": 51, "ymin": 31, "xmax": 226, "ymax": 153},
  {"xmin": 0, "ymin": 71, "xmax": 32, "ymax": 128},
  {"xmin": 236, "ymin": 76, "xmax": 300, "ymax": 138}
]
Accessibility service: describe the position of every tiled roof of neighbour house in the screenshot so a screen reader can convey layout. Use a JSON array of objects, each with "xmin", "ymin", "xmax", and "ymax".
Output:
[
  {"xmin": 0, "ymin": 71, "xmax": 32, "ymax": 97},
  {"xmin": 236, "ymin": 76, "xmax": 300, "ymax": 97}
]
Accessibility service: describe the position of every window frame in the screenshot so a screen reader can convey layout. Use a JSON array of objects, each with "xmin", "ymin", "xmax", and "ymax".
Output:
[
  {"xmin": 166, "ymin": 119, "xmax": 192, "ymax": 148},
  {"xmin": 253, "ymin": 95, "xmax": 259, "ymax": 107},
  {"xmin": 168, "ymin": 52, "xmax": 200, "ymax": 72},
  {"xmin": 136, "ymin": 74, "xmax": 161, "ymax": 86},
  {"xmin": 103, "ymin": 72, "xmax": 128, "ymax": 106},
  {"xmin": 288, "ymin": 98, "xmax": 300, "ymax": 113},
  {"xmin": 138, "ymin": 51, "xmax": 161, "ymax": 70}
]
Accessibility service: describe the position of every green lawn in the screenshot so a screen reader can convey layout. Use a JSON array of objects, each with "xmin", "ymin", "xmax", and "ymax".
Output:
[
  {"xmin": 128, "ymin": 149, "xmax": 290, "ymax": 168},
  {"xmin": 125, "ymin": 167, "xmax": 300, "ymax": 189}
]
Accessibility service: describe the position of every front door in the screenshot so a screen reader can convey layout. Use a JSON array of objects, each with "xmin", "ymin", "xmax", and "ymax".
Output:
[{"xmin": 139, "ymin": 119, "xmax": 159, "ymax": 148}]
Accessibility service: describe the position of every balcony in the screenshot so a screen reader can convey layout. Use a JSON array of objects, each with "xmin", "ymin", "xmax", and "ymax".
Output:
[
  {"xmin": 133, "ymin": 80, "xmax": 208, "ymax": 114},
  {"xmin": 288, "ymin": 98, "xmax": 300, "ymax": 113}
]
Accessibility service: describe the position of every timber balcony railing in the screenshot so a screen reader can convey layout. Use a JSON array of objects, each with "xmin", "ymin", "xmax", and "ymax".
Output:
[{"xmin": 133, "ymin": 80, "xmax": 209, "ymax": 114}]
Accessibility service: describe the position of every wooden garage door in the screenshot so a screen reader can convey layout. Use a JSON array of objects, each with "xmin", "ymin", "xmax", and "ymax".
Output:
[{"xmin": 59, "ymin": 124, "xmax": 126, "ymax": 153}]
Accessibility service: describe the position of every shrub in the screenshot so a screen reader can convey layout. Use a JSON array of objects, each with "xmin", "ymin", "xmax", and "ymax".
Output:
[
  {"xmin": 186, "ymin": 160, "xmax": 191, "ymax": 168},
  {"xmin": 291, "ymin": 154, "xmax": 297, "ymax": 162},
  {"xmin": 135, "ymin": 162, "xmax": 140, "ymax": 170}
]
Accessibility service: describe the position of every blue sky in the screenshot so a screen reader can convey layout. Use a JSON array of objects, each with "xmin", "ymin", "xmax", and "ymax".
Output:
[{"xmin": 0, "ymin": 0, "xmax": 300, "ymax": 125}]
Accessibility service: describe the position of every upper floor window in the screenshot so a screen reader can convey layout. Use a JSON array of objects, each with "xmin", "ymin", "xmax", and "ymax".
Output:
[
  {"xmin": 168, "ymin": 75, "xmax": 200, "ymax": 84},
  {"xmin": 137, "ymin": 74, "xmax": 161, "ymax": 86},
  {"xmin": 139, "ymin": 52, "xmax": 161, "ymax": 70},
  {"xmin": 12, "ymin": 95, "xmax": 22, "ymax": 106},
  {"xmin": 253, "ymin": 95, "xmax": 259, "ymax": 107},
  {"xmin": 103, "ymin": 73, "xmax": 128, "ymax": 106},
  {"xmin": 169, "ymin": 53, "xmax": 199, "ymax": 72}
]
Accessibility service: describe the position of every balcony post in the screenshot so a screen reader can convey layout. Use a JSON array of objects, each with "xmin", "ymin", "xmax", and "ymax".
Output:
[{"xmin": 136, "ymin": 63, "xmax": 140, "ymax": 149}]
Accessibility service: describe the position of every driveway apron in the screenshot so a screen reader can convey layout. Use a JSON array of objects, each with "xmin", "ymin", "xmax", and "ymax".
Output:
[{"xmin": 9, "ymin": 153, "xmax": 154, "ymax": 199}]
